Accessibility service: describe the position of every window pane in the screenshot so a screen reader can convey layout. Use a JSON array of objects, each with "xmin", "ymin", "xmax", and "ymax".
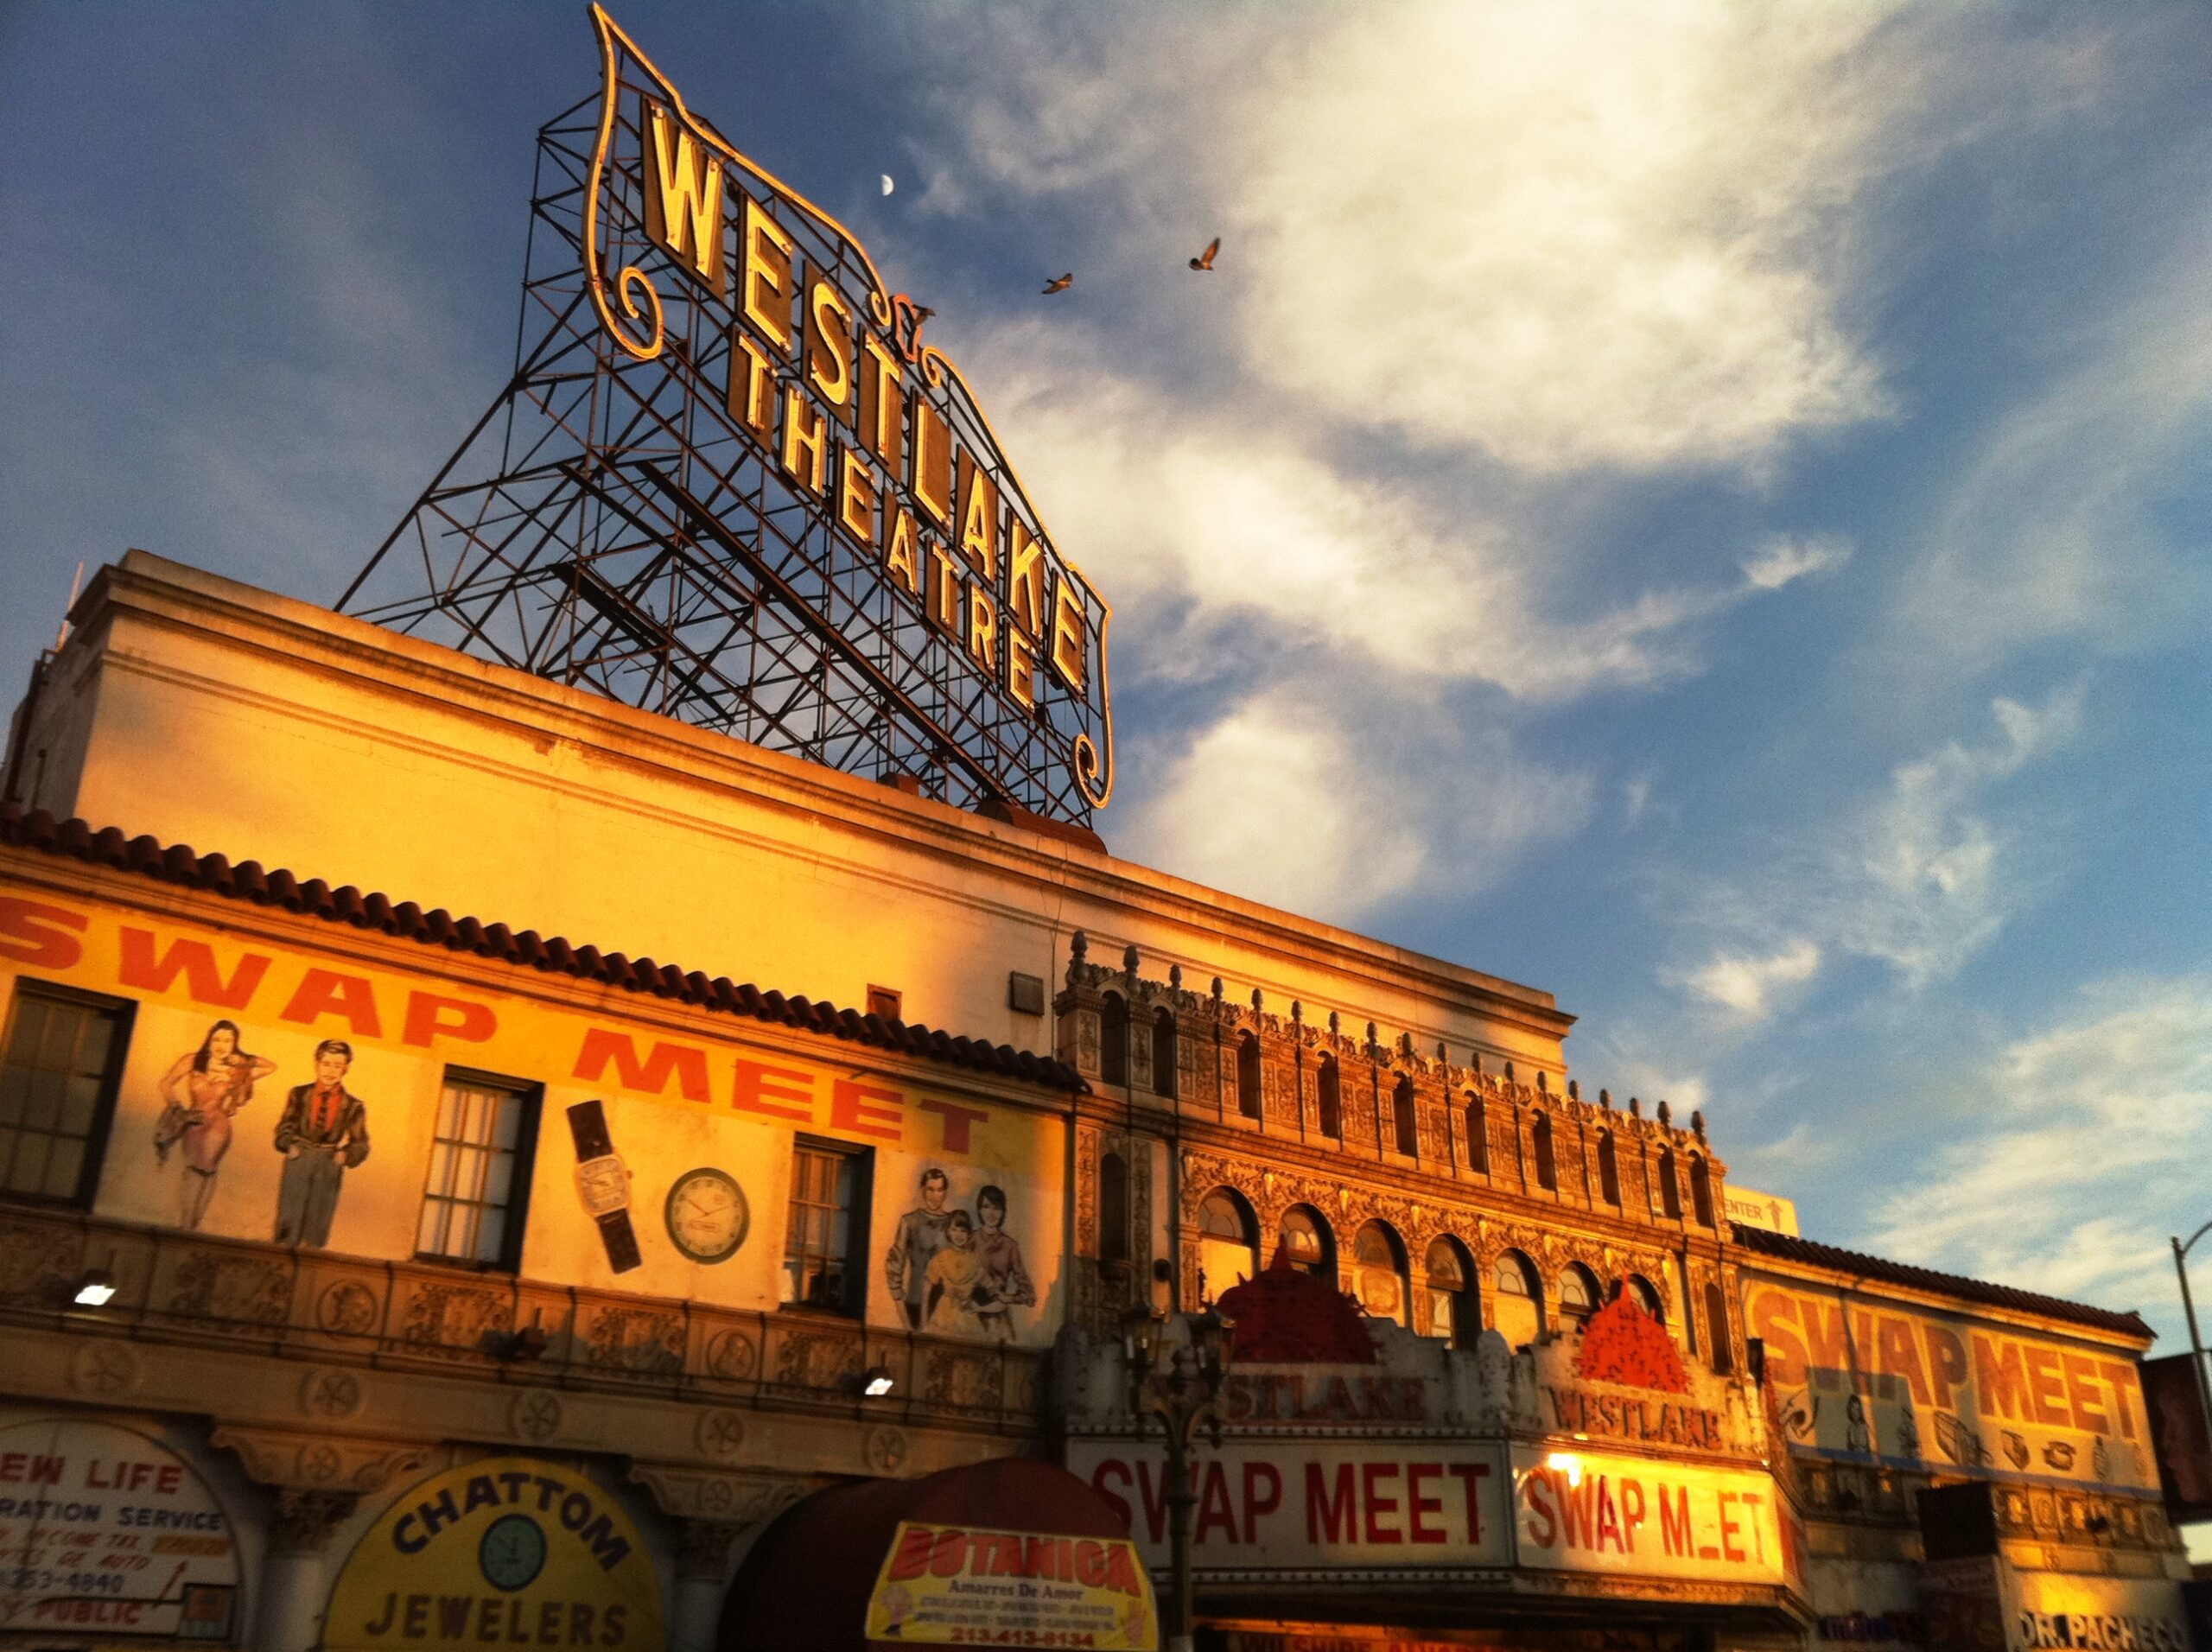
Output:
[
  {"xmin": 416, "ymin": 1075, "xmax": 533, "ymax": 1268},
  {"xmin": 0, "ymin": 988, "xmax": 124, "ymax": 1207}
]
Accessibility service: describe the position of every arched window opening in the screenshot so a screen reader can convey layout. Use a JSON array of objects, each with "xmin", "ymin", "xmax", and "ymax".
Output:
[
  {"xmin": 1317, "ymin": 1056, "xmax": 1343, "ymax": 1139},
  {"xmin": 1598, "ymin": 1131, "xmax": 1621, "ymax": 1205},
  {"xmin": 1464, "ymin": 1094, "xmax": 1489, "ymax": 1174},
  {"xmin": 1100, "ymin": 994, "xmax": 1128, "ymax": 1087},
  {"xmin": 1533, "ymin": 1111, "xmax": 1558, "ymax": 1192},
  {"xmin": 1690, "ymin": 1154, "xmax": 1716, "ymax": 1227},
  {"xmin": 1196, "ymin": 1187, "xmax": 1257, "ymax": 1304},
  {"xmin": 1353, "ymin": 1221, "xmax": 1410, "ymax": 1326},
  {"xmin": 1626, "ymin": 1273, "xmax": 1665, "ymax": 1325},
  {"xmin": 1492, "ymin": 1249, "xmax": 1542, "ymax": 1349},
  {"xmin": 1236, "ymin": 1032, "xmax": 1262, "ymax": 1121},
  {"xmin": 1560, "ymin": 1263, "xmax": 1599, "ymax": 1330},
  {"xmin": 1704, "ymin": 1280, "xmax": 1735, "ymax": 1374},
  {"xmin": 1279, "ymin": 1204, "xmax": 1332, "ymax": 1278},
  {"xmin": 1659, "ymin": 1147, "xmax": 1682, "ymax": 1220},
  {"xmin": 1150, "ymin": 1008, "xmax": 1178, "ymax": 1100},
  {"xmin": 1099, "ymin": 1152, "xmax": 1130, "ymax": 1263},
  {"xmin": 1391, "ymin": 1076, "xmax": 1419, "ymax": 1157},
  {"xmin": 1426, "ymin": 1236, "xmax": 1476, "ymax": 1348}
]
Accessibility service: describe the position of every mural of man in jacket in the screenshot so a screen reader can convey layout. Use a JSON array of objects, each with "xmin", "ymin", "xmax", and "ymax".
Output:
[{"xmin": 273, "ymin": 1039, "xmax": 371, "ymax": 1248}]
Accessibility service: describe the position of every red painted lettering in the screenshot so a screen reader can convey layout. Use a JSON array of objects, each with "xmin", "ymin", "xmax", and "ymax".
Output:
[
  {"xmin": 914, "ymin": 1096, "xmax": 988, "ymax": 1153},
  {"xmin": 1194, "ymin": 1460, "xmax": 1236, "ymax": 1543},
  {"xmin": 731, "ymin": 1059, "xmax": 813, "ymax": 1121},
  {"xmin": 400, "ymin": 990, "xmax": 495, "ymax": 1048},
  {"xmin": 0, "ymin": 896, "xmax": 88, "ymax": 969},
  {"xmin": 1240, "ymin": 1461, "xmax": 1281, "ymax": 1545},
  {"xmin": 278, "ymin": 968, "xmax": 382, "ymax": 1037},
  {"xmin": 573, "ymin": 1027, "xmax": 711, "ymax": 1102},
  {"xmin": 1446, "ymin": 1462, "xmax": 1490, "ymax": 1541},
  {"xmin": 1719, "ymin": 1490, "xmax": 1745, "ymax": 1561},
  {"xmin": 118, "ymin": 926, "xmax": 270, "ymax": 1007},
  {"xmin": 1406, "ymin": 1463, "xmax": 1446, "ymax": 1543},
  {"xmin": 1924, "ymin": 1324, "xmax": 1969, "ymax": 1411},
  {"xmin": 1362, "ymin": 1462, "xmax": 1402, "ymax": 1543},
  {"xmin": 1973, "ymin": 1333, "xmax": 2034, "ymax": 1422},
  {"xmin": 1876, "ymin": 1315, "xmax": 1931, "ymax": 1407},
  {"xmin": 1306, "ymin": 1463, "xmax": 1356, "ymax": 1545},
  {"xmin": 1658, "ymin": 1484, "xmax": 1694, "ymax": 1556},
  {"xmin": 2061, "ymin": 1351, "xmax": 2108, "ymax": 1434},
  {"xmin": 2023, "ymin": 1346, "xmax": 2069, "ymax": 1427},
  {"xmin": 830, "ymin": 1078, "xmax": 902, "ymax": 1141}
]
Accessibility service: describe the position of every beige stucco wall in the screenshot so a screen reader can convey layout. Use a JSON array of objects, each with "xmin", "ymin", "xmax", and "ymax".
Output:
[{"xmin": 6, "ymin": 552, "xmax": 1573, "ymax": 1078}]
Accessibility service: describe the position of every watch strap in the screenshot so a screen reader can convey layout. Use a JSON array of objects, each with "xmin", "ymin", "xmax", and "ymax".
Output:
[
  {"xmin": 597, "ymin": 1209, "xmax": 642, "ymax": 1274},
  {"xmin": 567, "ymin": 1099, "xmax": 614, "ymax": 1160}
]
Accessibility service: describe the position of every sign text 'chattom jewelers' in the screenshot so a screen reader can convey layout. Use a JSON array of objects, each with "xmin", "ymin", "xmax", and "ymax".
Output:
[
  {"xmin": 1070, "ymin": 1439, "xmax": 1510, "ymax": 1573},
  {"xmin": 0, "ymin": 1416, "xmax": 239, "ymax": 1643},
  {"xmin": 582, "ymin": 6, "xmax": 1113, "ymax": 813},
  {"xmin": 865, "ymin": 1522, "xmax": 1156, "ymax": 1650}
]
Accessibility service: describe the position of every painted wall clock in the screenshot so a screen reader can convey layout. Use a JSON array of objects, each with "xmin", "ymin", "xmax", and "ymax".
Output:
[{"xmin": 664, "ymin": 1167, "xmax": 748, "ymax": 1264}]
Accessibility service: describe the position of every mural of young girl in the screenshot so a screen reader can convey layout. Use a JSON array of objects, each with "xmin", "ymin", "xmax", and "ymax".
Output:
[
  {"xmin": 971, "ymin": 1185, "xmax": 1035, "ymax": 1342},
  {"xmin": 152, "ymin": 1020, "xmax": 276, "ymax": 1230},
  {"xmin": 923, "ymin": 1210, "xmax": 989, "ymax": 1337}
]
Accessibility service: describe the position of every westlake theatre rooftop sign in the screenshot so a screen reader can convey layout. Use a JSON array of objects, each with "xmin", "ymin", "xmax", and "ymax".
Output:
[{"xmin": 343, "ymin": 6, "xmax": 1115, "ymax": 825}]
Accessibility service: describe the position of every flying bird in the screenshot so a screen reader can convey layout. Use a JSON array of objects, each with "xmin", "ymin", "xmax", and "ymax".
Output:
[
  {"xmin": 1189, "ymin": 237, "xmax": 1220, "ymax": 271},
  {"xmin": 1042, "ymin": 273, "xmax": 1073, "ymax": 295}
]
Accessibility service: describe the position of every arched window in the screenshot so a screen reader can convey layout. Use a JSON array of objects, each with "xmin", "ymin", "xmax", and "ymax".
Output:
[
  {"xmin": 1151, "ymin": 1008, "xmax": 1178, "ymax": 1100},
  {"xmin": 1101, "ymin": 994, "xmax": 1128, "ymax": 1087},
  {"xmin": 1598, "ymin": 1131, "xmax": 1620, "ymax": 1205},
  {"xmin": 1533, "ymin": 1112, "xmax": 1557, "ymax": 1191},
  {"xmin": 1704, "ymin": 1280, "xmax": 1734, "ymax": 1374},
  {"xmin": 1317, "ymin": 1056, "xmax": 1343, "ymax": 1138},
  {"xmin": 1625, "ymin": 1273, "xmax": 1665, "ymax": 1325},
  {"xmin": 1426, "ymin": 1236, "xmax": 1476, "ymax": 1347},
  {"xmin": 1196, "ymin": 1187, "xmax": 1257, "ymax": 1304},
  {"xmin": 1392, "ymin": 1076, "xmax": 1418, "ymax": 1157},
  {"xmin": 1658, "ymin": 1147, "xmax": 1682, "ymax": 1219},
  {"xmin": 1464, "ymin": 1093, "xmax": 1489, "ymax": 1173},
  {"xmin": 1279, "ymin": 1205, "xmax": 1332, "ymax": 1278},
  {"xmin": 1236, "ymin": 1032, "xmax": 1262, "ymax": 1121},
  {"xmin": 1559, "ymin": 1263, "xmax": 1599, "ymax": 1330},
  {"xmin": 1099, "ymin": 1152, "xmax": 1129, "ymax": 1263},
  {"xmin": 1492, "ymin": 1249, "xmax": 1541, "ymax": 1348},
  {"xmin": 1690, "ymin": 1154, "xmax": 1716, "ymax": 1227},
  {"xmin": 1353, "ymin": 1221, "xmax": 1410, "ymax": 1326}
]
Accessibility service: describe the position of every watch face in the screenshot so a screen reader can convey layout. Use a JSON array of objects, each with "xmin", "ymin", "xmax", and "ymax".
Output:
[
  {"xmin": 664, "ymin": 1167, "xmax": 748, "ymax": 1263},
  {"xmin": 478, "ymin": 1513, "xmax": 547, "ymax": 1592},
  {"xmin": 575, "ymin": 1155, "xmax": 629, "ymax": 1216}
]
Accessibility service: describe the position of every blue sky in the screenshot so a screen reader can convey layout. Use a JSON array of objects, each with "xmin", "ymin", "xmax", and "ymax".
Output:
[{"xmin": 3, "ymin": 3, "xmax": 2209, "ymax": 1342}]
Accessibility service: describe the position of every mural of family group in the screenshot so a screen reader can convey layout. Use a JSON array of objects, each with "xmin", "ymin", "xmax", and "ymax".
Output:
[
  {"xmin": 149, "ymin": 1019, "xmax": 371, "ymax": 1247},
  {"xmin": 882, "ymin": 1167, "xmax": 1036, "ymax": 1342}
]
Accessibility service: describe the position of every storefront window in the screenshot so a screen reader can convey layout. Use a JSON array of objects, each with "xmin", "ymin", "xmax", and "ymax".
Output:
[
  {"xmin": 1425, "ymin": 1236, "xmax": 1475, "ymax": 1346},
  {"xmin": 1353, "ymin": 1220, "xmax": 1409, "ymax": 1325},
  {"xmin": 1197, "ymin": 1187, "xmax": 1256, "ymax": 1302},
  {"xmin": 1279, "ymin": 1204, "xmax": 1332, "ymax": 1277},
  {"xmin": 416, "ymin": 1071, "xmax": 538, "ymax": 1270},
  {"xmin": 1493, "ymin": 1249, "xmax": 1541, "ymax": 1348}
]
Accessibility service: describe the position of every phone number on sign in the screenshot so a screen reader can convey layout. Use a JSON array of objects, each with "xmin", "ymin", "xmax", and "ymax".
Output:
[{"xmin": 946, "ymin": 1632, "xmax": 1101, "ymax": 1647}]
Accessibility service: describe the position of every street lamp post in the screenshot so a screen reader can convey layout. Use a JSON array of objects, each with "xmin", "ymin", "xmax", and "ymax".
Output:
[
  {"xmin": 1122, "ymin": 1305, "xmax": 1235, "ymax": 1652},
  {"xmin": 2173, "ymin": 1222, "xmax": 2212, "ymax": 1439}
]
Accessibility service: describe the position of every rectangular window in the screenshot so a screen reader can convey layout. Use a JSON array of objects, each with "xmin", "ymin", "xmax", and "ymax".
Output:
[
  {"xmin": 415, "ymin": 1070, "xmax": 539, "ymax": 1270},
  {"xmin": 0, "ymin": 982, "xmax": 131, "ymax": 1206},
  {"xmin": 783, "ymin": 1140, "xmax": 869, "ymax": 1315}
]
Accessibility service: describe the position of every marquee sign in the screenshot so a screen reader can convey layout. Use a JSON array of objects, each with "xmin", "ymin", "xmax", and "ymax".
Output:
[{"xmin": 343, "ymin": 6, "xmax": 1115, "ymax": 825}]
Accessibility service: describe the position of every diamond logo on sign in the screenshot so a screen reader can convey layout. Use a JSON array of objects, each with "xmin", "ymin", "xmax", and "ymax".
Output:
[{"xmin": 343, "ymin": 7, "xmax": 1115, "ymax": 827}]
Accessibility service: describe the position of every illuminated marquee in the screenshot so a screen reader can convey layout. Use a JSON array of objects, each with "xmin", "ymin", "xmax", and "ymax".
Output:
[{"xmin": 344, "ymin": 7, "xmax": 1114, "ymax": 825}]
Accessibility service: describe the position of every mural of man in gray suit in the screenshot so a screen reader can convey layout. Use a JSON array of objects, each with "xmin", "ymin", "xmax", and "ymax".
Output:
[{"xmin": 272, "ymin": 1039, "xmax": 371, "ymax": 1248}]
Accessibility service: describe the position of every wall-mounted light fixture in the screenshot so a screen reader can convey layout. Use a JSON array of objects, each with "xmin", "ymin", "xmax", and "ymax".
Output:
[{"xmin": 73, "ymin": 1268, "xmax": 118, "ymax": 1307}]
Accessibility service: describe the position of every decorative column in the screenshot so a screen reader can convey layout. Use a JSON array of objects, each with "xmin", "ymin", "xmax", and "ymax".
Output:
[
  {"xmin": 673, "ymin": 1520, "xmax": 745, "ymax": 1652},
  {"xmin": 258, "ymin": 1490, "xmax": 358, "ymax": 1652}
]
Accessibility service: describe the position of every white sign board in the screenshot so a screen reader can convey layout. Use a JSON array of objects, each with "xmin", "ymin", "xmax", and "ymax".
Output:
[
  {"xmin": 0, "ymin": 1415, "xmax": 240, "ymax": 1642},
  {"xmin": 1069, "ymin": 1439, "xmax": 1511, "ymax": 1572},
  {"xmin": 1510, "ymin": 1446, "xmax": 1786, "ymax": 1584}
]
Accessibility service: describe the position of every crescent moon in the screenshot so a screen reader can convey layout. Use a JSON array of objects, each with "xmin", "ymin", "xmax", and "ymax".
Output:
[{"xmin": 880, "ymin": 174, "xmax": 895, "ymax": 196}]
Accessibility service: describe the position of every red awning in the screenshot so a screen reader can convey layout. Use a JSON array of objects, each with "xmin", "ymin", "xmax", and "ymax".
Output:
[{"xmin": 719, "ymin": 1456, "xmax": 1134, "ymax": 1652}]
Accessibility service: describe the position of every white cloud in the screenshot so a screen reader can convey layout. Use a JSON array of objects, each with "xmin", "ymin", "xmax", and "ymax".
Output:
[
  {"xmin": 1742, "ymin": 535, "xmax": 1851, "ymax": 591},
  {"xmin": 1122, "ymin": 685, "xmax": 1594, "ymax": 924},
  {"xmin": 1665, "ymin": 937, "xmax": 1822, "ymax": 1024},
  {"xmin": 1863, "ymin": 975, "xmax": 2212, "ymax": 1316}
]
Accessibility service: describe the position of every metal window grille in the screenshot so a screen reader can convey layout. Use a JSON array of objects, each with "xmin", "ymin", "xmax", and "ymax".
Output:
[
  {"xmin": 0, "ymin": 985, "xmax": 127, "ymax": 1204},
  {"xmin": 785, "ymin": 1144, "xmax": 860, "ymax": 1312},
  {"xmin": 416, "ymin": 1075, "xmax": 535, "ymax": 1268}
]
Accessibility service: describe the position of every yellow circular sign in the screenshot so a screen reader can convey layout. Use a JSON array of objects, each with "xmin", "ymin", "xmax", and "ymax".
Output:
[{"xmin": 326, "ymin": 1456, "xmax": 664, "ymax": 1650}]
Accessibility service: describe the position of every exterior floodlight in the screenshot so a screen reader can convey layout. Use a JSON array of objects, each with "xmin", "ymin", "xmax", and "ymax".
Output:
[
  {"xmin": 73, "ymin": 1269, "xmax": 118, "ymax": 1307},
  {"xmin": 862, "ymin": 1366, "xmax": 895, "ymax": 1397},
  {"xmin": 1544, "ymin": 1451, "xmax": 1585, "ymax": 1488}
]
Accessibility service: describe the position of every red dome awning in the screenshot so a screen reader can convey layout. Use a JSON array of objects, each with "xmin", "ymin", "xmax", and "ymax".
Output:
[{"xmin": 719, "ymin": 1456, "xmax": 1136, "ymax": 1652}]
